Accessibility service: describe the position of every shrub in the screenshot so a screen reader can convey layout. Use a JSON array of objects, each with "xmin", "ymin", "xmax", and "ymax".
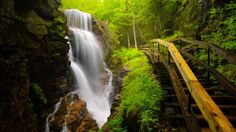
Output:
[{"xmin": 109, "ymin": 48, "xmax": 163, "ymax": 131}]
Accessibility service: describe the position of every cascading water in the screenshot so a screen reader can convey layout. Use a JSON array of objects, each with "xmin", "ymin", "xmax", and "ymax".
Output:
[
  {"xmin": 66, "ymin": 9, "xmax": 113, "ymax": 127},
  {"xmin": 45, "ymin": 9, "xmax": 113, "ymax": 131}
]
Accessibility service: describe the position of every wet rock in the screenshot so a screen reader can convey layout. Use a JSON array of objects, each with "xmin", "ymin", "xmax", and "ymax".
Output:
[
  {"xmin": 100, "ymin": 69, "xmax": 112, "ymax": 85},
  {"xmin": 49, "ymin": 93, "xmax": 98, "ymax": 132},
  {"xmin": 102, "ymin": 67, "xmax": 129, "ymax": 131},
  {"xmin": 92, "ymin": 18, "xmax": 113, "ymax": 61}
]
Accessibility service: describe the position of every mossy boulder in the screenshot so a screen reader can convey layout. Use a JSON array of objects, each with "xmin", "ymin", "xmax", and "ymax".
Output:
[{"xmin": 24, "ymin": 10, "xmax": 48, "ymax": 39}]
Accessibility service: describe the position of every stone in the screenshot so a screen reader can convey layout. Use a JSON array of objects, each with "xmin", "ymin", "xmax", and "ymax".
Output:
[
  {"xmin": 24, "ymin": 10, "xmax": 48, "ymax": 39},
  {"xmin": 49, "ymin": 93, "xmax": 98, "ymax": 132}
]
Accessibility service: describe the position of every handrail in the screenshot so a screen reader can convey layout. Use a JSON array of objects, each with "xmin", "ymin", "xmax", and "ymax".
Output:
[
  {"xmin": 173, "ymin": 37, "xmax": 236, "ymax": 64},
  {"xmin": 155, "ymin": 39, "xmax": 235, "ymax": 132}
]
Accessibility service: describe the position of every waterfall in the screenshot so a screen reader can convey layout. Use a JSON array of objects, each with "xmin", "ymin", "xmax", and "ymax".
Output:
[
  {"xmin": 66, "ymin": 9, "xmax": 113, "ymax": 128},
  {"xmin": 45, "ymin": 9, "xmax": 113, "ymax": 131}
]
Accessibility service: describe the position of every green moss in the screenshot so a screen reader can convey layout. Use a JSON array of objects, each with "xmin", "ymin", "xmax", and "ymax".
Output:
[
  {"xmin": 24, "ymin": 10, "xmax": 48, "ymax": 39},
  {"xmin": 112, "ymin": 48, "xmax": 144, "ymax": 65},
  {"xmin": 108, "ymin": 48, "xmax": 164, "ymax": 131},
  {"xmin": 48, "ymin": 15, "xmax": 66, "ymax": 39},
  {"xmin": 31, "ymin": 83, "xmax": 47, "ymax": 104},
  {"xmin": 108, "ymin": 116, "xmax": 127, "ymax": 132},
  {"xmin": 163, "ymin": 31, "xmax": 184, "ymax": 41}
]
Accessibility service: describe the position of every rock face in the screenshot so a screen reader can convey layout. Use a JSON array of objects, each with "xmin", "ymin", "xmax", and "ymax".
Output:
[
  {"xmin": 92, "ymin": 18, "xmax": 114, "ymax": 63},
  {"xmin": 48, "ymin": 93, "xmax": 98, "ymax": 132},
  {"xmin": 102, "ymin": 67, "xmax": 129, "ymax": 131},
  {"xmin": 0, "ymin": 0, "xmax": 69, "ymax": 131}
]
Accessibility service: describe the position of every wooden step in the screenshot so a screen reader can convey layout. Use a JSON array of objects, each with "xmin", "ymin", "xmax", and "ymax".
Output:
[
  {"xmin": 211, "ymin": 95, "xmax": 236, "ymax": 105},
  {"xmin": 204, "ymin": 88, "xmax": 226, "ymax": 95},
  {"xmin": 163, "ymin": 102, "xmax": 181, "ymax": 107},
  {"xmin": 191, "ymin": 104, "xmax": 236, "ymax": 115},
  {"xmin": 192, "ymin": 104, "xmax": 236, "ymax": 110},
  {"xmin": 194, "ymin": 114, "xmax": 236, "ymax": 123},
  {"xmin": 168, "ymin": 114, "xmax": 207, "ymax": 128}
]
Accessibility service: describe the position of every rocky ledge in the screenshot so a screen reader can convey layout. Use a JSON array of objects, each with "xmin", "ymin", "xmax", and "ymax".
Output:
[{"xmin": 48, "ymin": 93, "xmax": 98, "ymax": 132}]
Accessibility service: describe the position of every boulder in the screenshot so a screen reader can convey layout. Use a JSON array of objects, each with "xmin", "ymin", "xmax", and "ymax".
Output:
[{"xmin": 49, "ymin": 93, "xmax": 98, "ymax": 132}]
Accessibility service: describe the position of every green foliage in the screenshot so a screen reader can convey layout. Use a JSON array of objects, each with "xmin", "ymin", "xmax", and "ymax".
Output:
[
  {"xmin": 110, "ymin": 48, "xmax": 163, "ymax": 131},
  {"xmin": 31, "ymin": 83, "xmax": 47, "ymax": 104},
  {"xmin": 48, "ymin": 16, "xmax": 66, "ymax": 38},
  {"xmin": 61, "ymin": 0, "xmax": 102, "ymax": 15},
  {"xmin": 202, "ymin": 1, "xmax": 236, "ymax": 51},
  {"xmin": 112, "ymin": 48, "xmax": 144, "ymax": 64},
  {"xmin": 61, "ymin": 0, "xmax": 178, "ymax": 47},
  {"xmin": 163, "ymin": 31, "xmax": 184, "ymax": 41},
  {"xmin": 108, "ymin": 115, "xmax": 127, "ymax": 132},
  {"xmin": 217, "ymin": 64, "xmax": 236, "ymax": 85},
  {"xmin": 88, "ymin": 130, "xmax": 103, "ymax": 132},
  {"xmin": 221, "ymin": 41, "xmax": 236, "ymax": 50},
  {"xmin": 195, "ymin": 49, "xmax": 236, "ymax": 85}
]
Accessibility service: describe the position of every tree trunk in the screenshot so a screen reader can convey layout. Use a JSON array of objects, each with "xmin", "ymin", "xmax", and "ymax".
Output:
[
  {"xmin": 127, "ymin": 32, "xmax": 131, "ymax": 48},
  {"xmin": 132, "ymin": 13, "xmax": 137, "ymax": 49}
]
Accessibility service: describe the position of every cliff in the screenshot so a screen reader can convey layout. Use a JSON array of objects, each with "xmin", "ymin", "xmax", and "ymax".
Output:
[{"xmin": 0, "ymin": 0, "xmax": 69, "ymax": 131}]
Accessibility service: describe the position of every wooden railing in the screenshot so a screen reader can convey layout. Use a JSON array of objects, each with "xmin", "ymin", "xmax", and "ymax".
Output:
[
  {"xmin": 172, "ymin": 37, "xmax": 236, "ymax": 64},
  {"xmin": 154, "ymin": 39, "xmax": 235, "ymax": 132}
]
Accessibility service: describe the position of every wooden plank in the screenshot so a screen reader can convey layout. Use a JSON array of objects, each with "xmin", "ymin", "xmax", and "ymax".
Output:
[{"xmin": 156, "ymin": 40, "xmax": 235, "ymax": 132}]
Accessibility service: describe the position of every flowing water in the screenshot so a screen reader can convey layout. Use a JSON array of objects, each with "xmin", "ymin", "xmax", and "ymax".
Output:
[{"xmin": 45, "ymin": 9, "xmax": 113, "ymax": 131}]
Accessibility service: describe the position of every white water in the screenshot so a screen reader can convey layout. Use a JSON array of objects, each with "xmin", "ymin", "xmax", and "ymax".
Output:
[
  {"xmin": 45, "ymin": 9, "xmax": 113, "ymax": 131},
  {"xmin": 45, "ymin": 98, "xmax": 62, "ymax": 132}
]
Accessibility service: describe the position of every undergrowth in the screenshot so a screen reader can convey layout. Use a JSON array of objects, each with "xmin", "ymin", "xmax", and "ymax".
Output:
[
  {"xmin": 107, "ymin": 48, "xmax": 163, "ymax": 131},
  {"xmin": 202, "ymin": 1, "xmax": 236, "ymax": 51}
]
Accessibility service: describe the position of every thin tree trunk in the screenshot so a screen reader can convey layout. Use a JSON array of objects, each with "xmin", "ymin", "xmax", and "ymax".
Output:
[
  {"xmin": 154, "ymin": 20, "xmax": 157, "ymax": 33},
  {"xmin": 127, "ymin": 32, "xmax": 131, "ymax": 48},
  {"xmin": 132, "ymin": 13, "xmax": 137, "ymax": 49}
]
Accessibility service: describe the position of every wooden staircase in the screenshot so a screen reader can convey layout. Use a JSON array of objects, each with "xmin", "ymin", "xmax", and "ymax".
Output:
[{"xmin": 143, "ymin": 39, "xmax": 236, "ymax": 131}]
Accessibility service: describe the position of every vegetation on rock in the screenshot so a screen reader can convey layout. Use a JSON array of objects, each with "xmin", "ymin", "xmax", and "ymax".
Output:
[
  {"xmin": 104, "ymin": 48, "xmax": 164, "ymax": 131},
  {"xmin": 31, "ymin": 83, "xmax": 47, "ymax": 104}
]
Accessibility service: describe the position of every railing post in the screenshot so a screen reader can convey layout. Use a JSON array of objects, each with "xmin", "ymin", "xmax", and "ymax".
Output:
[{"xmin": 207, "ymin": 46, "xmax": 210, "ymax": 82}]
